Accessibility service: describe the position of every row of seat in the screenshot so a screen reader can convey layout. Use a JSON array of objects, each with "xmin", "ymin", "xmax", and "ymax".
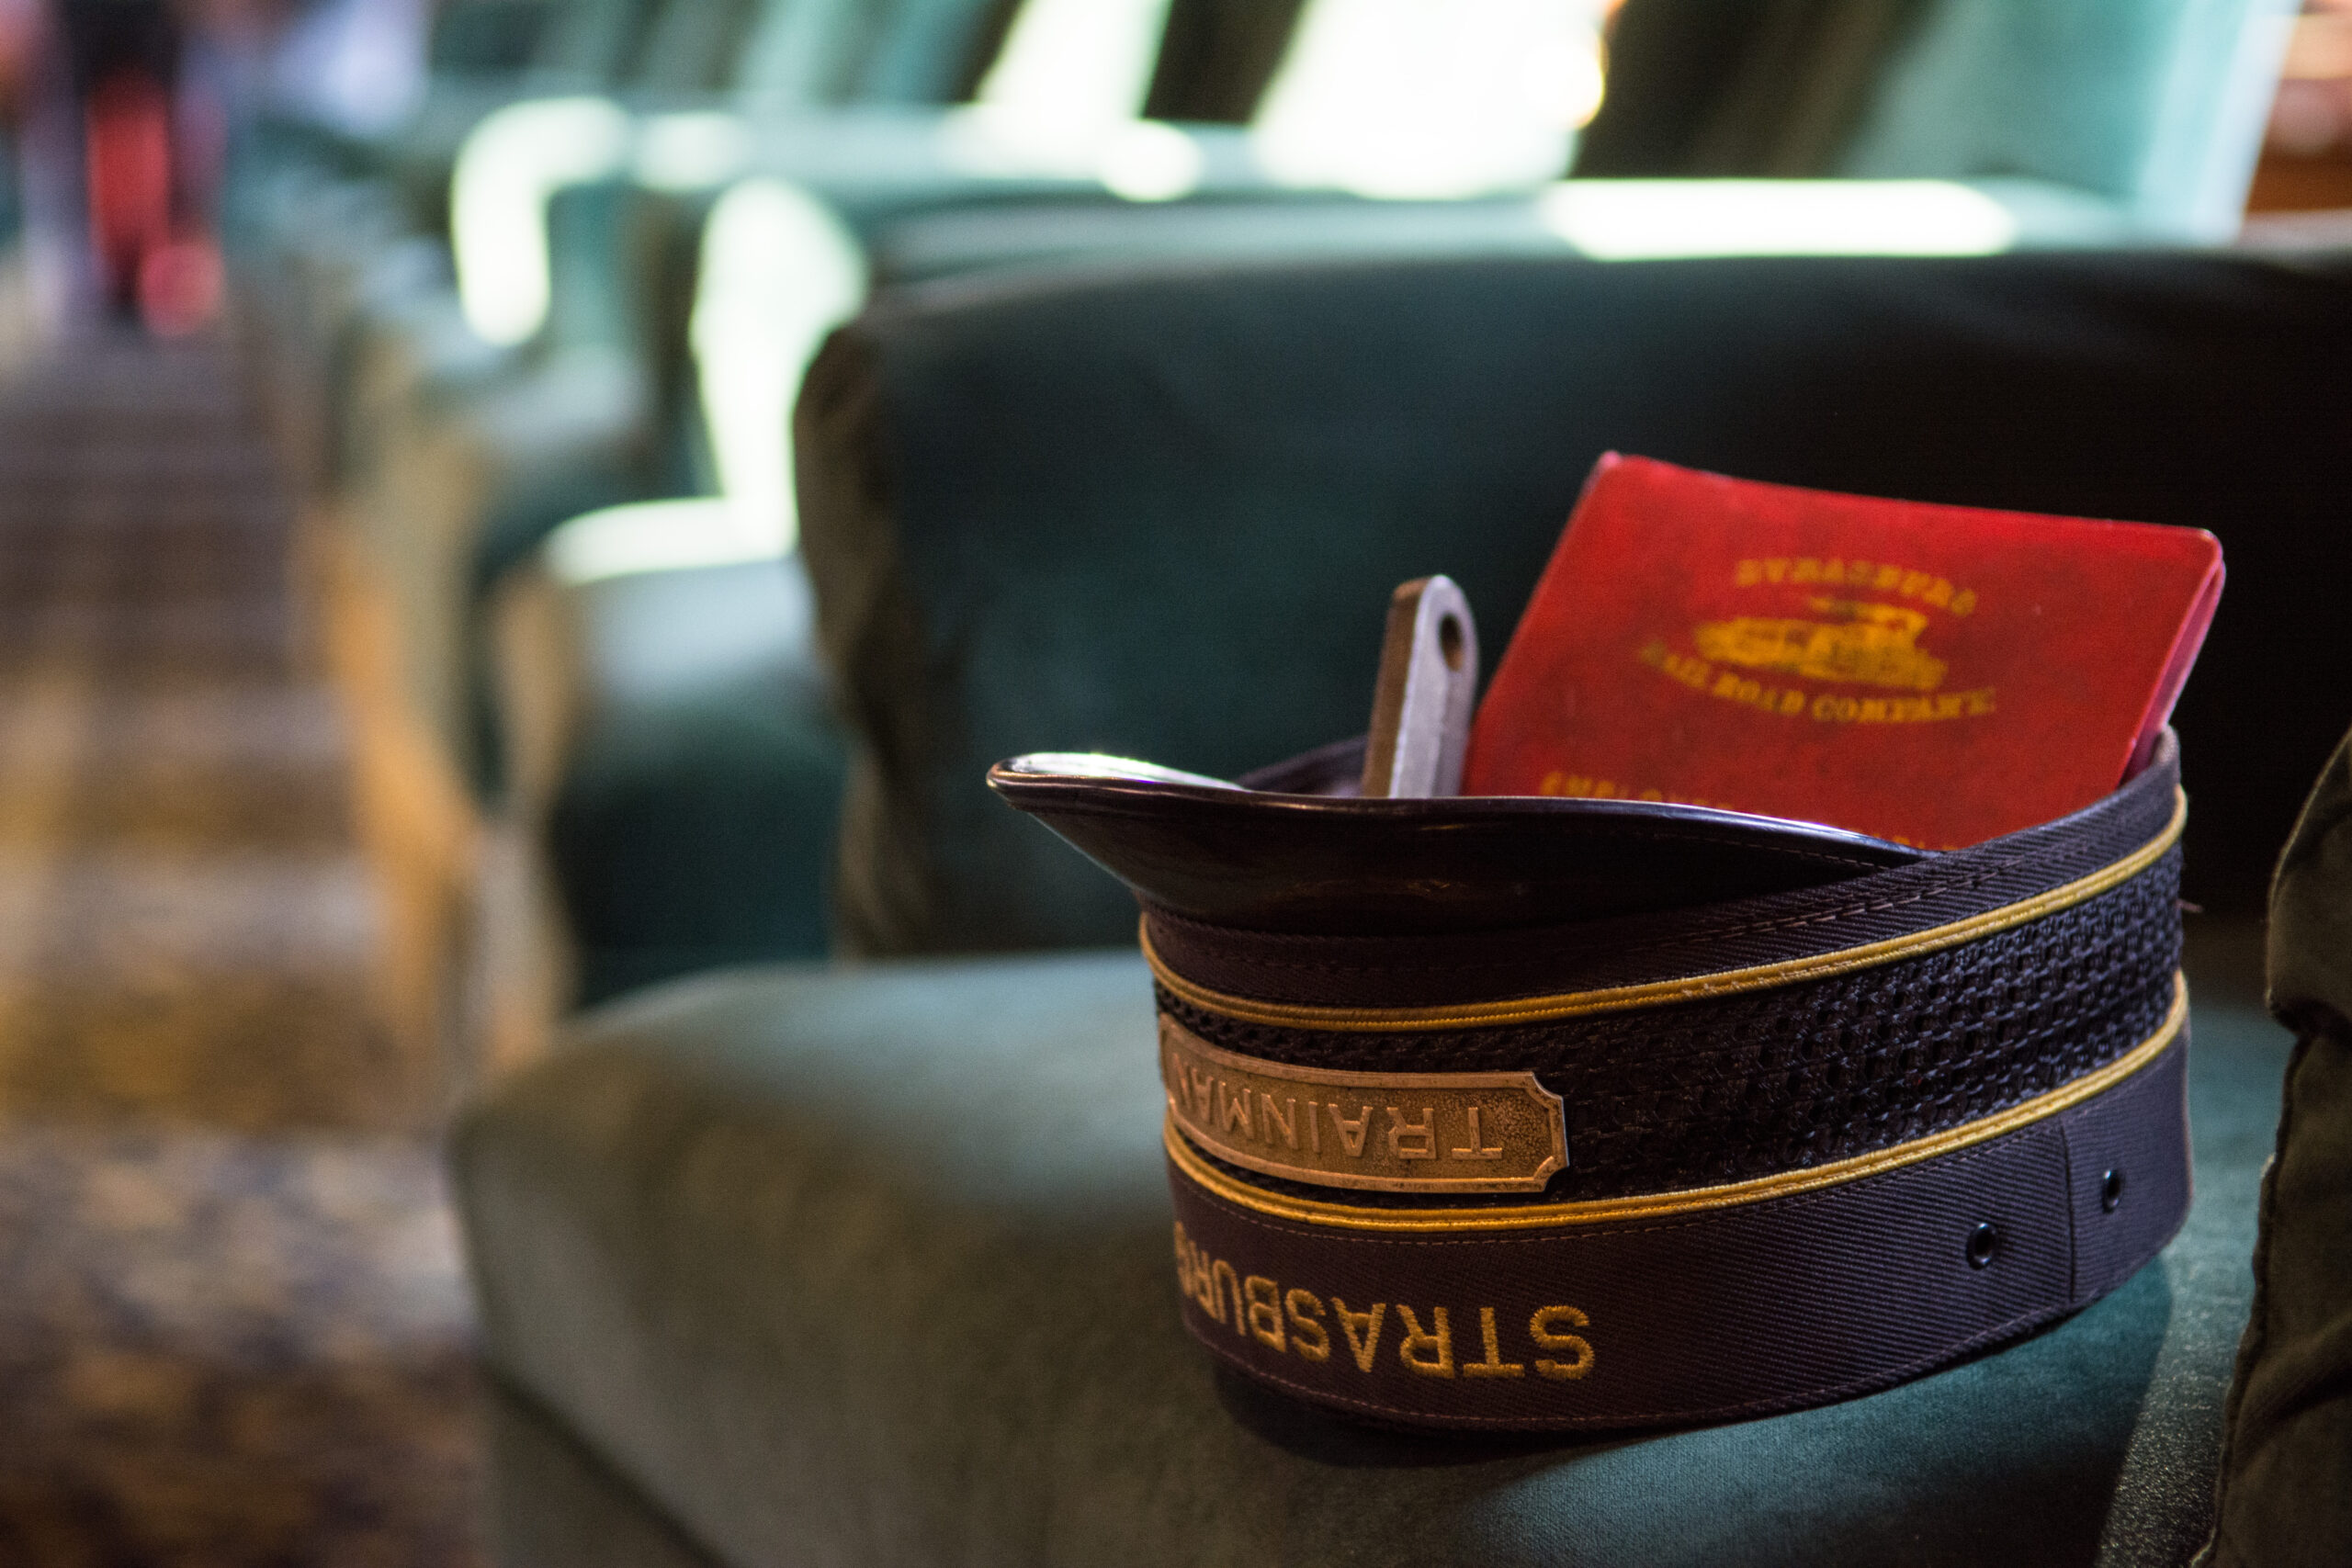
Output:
[
  {"xmin": 247, "ymin": 0, "xmax": 2296, "ymax": 1067},
  {"xmin": 244, "ymin": 0, "xmax": 1247, "ymax": 1051}
]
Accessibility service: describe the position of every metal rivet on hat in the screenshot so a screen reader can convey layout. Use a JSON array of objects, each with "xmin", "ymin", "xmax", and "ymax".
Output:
[
  {"xmin": 2102, "ymin": 1168, "xmax": 2124, "ymax": 1213},
  {"xmin": 1966, "ymin": 1222, "xmax": 1999, "ymax": 1269}
]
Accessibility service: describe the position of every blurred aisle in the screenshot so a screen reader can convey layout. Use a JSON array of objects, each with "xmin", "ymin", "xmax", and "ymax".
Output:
[{"xmin": 0, "ymin": 333, "xmax": 483, "ymax": 1563}]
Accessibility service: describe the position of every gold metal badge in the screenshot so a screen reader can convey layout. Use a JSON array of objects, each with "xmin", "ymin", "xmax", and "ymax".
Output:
[{"xmin": 1159, "ymin": 1014, "xmax": 1568, "ymax": 1194}]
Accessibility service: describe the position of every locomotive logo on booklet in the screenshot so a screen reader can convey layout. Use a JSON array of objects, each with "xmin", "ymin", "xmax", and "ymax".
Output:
[{"xmin": 1464, "ymin": 455, "xmax": 2223, "ymax": 847}]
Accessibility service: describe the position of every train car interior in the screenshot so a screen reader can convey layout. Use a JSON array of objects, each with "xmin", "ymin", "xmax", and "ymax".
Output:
[{"xmin": 0, "ymin": 0, "xmax": 2346, "ymax": 1562}]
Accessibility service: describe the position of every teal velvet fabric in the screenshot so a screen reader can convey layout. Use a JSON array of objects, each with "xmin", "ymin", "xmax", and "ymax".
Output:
[
  {"xmin": 425, "ymin": 0, "xmax": 559, "ymax": 76},
  {"xmin": 848, "ymin": 0, "xmax": 1014, "ymax": 104},
  {"xmin": 529, "ymin": 0, "xmax": 653, "ymax": 85},
  {"xmin": 484, "ymin": 1378, "xmax": 723, "ymax": 1568},
  {"xmin": 1839, "ymin": 0, "xmax": 2290, "ymax": 229},
  {"xmin": 2199, "ymin": 733, "xmax": 2352, "ymax": 1564},
  {"xmin": 797, "ymin": 250, "xmax": 2352, "ymax": 956},
  {"xmin": 548, "ymin": 558, "xmax": 846, "ymax": 1002},
  {"xmin": 453, "ymin": 935, "xmax": 2288, "ymax": 1567},
  {"xmin": 1141, "ymin": 0, "xmax": 1311, "ymax": 123},
  {"xmin": 1575, "ymin": 0, "xmax": 2286, "ymax": 224},
  {"xmin": 1576, "ymin": 0, "xmax": 1927, "ymax": 178}
]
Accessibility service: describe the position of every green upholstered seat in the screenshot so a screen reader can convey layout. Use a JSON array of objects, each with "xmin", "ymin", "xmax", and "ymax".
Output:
[
  {"xmin": 331, "ymin": 175, "xmax": 712, "ymax": 773},
  {"xmin": 542, "ymin": 556, "xmax": 842, "ymax": 1000},
  {"xmin": 794, "ymin": 249, "xmax": 2352, "ymax": 955},
  {"xmin": 455, "ymin": 935, "xmax": 2290, "ymax": 1567},
  {"xmin": 483, "ymin": 1382, "xmax": 719, "ymax": 1568},
  {"xmin": 1579, "ymin": 0, "xmax": 2290, "ymax": 239}
]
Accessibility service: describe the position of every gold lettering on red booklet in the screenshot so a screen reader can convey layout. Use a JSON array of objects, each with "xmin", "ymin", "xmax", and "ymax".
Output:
[{"xmin": 1464, "ymin": 456, "xmax": 2222, "ymax": 847}]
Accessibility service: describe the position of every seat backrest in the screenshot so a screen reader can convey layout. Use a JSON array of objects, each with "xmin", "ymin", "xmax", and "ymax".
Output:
[
  {"xmin": 537, "ymin": 177, "xmax": 710, "ymax": 461},
  {"xmin": 1576, "ymin": 0, "xmax": 2293, "ymax": 237},
  {"xmin": 1838, "ymin": 0, "xmax": 2294, "ymax": 238},
  {"xmin": 1141, "ymin": 0, "xmax": 1310, "ymax": 123},
  {"xmin": 797, "ymin": 251, "xmax": 2352, "ymax": 956},
  {"xmin": 527, "ymin": 0, "xmax": 661, "ymax": 84},
  {"xmin": 1572, "ymin": 0, "xmax": 1811, "ymax": 176},
  {"xmin": 729, "ymin": 0, "xmax": 1018, "ymax": 106},
  {"xmin": 732, "ymin": 0, "xmax": 878, "ymax": 101},
  {"xmin": 847, "ymin": 0, "xmax": 1023, "ymax": 104},
  {"xmin": 630, "ymin": 0, "xmax": 770, "ymax": 92},
  {"xmin": 429, "ymin": 0, "xmax": 562, "ymax": 75}
]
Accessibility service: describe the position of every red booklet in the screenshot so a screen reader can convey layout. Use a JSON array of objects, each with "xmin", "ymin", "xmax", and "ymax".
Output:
[{"xmin": 1463, "ymin": 456, "xmax": 2222, "ymax": 848}]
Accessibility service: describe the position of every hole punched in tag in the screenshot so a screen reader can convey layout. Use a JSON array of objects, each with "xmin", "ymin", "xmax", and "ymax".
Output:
[{"xmin": 1361, "ymin": 575, "xmax": 1480, "ymax": 798}]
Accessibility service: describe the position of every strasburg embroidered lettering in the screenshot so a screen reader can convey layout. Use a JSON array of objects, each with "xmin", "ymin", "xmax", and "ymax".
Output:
[
  {"xmin": 1171, "ymin": 1233, "xmax": 1598, "ymax": 1396},
  {"xmin": 1532, "ymin": 1304, "xmax": 1595, "ymax": 1380},
  {"xmin": 1211, "ymin": 1259, "xmax": 1244, "ymax": 1333},
  {"xmin": 1464, "ymin": 1306, "xmax": 1525, "ymax": 1377},
  {"xmin": 1334, "ymin": 1299, "xmax": 1386, "ymax": 1371},
  {"xmin": 1244, "ymin": 1276, "xmax": 1286, "ymax": 1350},
  {"xmin": 1171, "ymin": 1224, "xmax": 1221, "ymax": 1321},
  {"xmin": 1396, "ymin": 1305, "xmax": 1455, "ymax": 1378},
  {"xmin": 1284, "ymin": 1290, "xmax": 1330, "ymax": 1362}
]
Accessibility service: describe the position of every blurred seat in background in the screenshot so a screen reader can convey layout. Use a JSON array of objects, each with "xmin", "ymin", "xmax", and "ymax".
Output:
[{"xmin": 243, "ymin": 0, "xmax": 1041, "ymax": 1060}]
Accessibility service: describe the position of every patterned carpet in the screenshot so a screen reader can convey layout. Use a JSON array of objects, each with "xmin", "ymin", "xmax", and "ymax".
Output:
[{"xmin": 0, "ymin": 334, "xmax": 483, "ymax": 1564}]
